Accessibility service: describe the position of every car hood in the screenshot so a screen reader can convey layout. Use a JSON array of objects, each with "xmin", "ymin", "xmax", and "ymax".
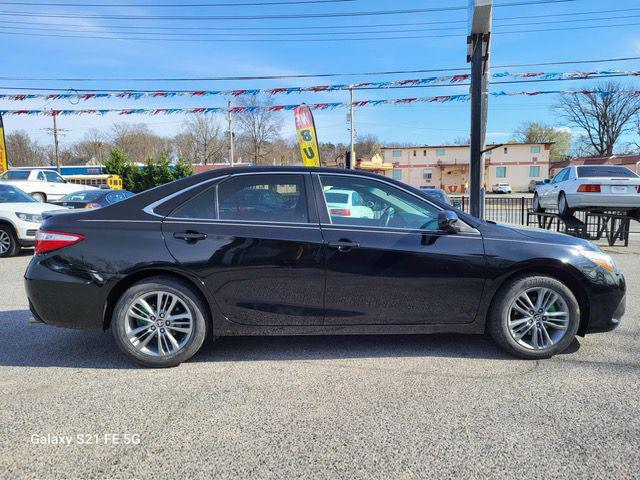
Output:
[
  {"xmin": 0, "ymin": 202, "xmax": 68, "ymax": 214},
  {"xmin": 481, "ymin": 222, "xmax": 597, "ymax": 250}
]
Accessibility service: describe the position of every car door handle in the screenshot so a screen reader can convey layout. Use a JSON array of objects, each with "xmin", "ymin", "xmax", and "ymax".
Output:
[
  {"xmin": 174, "ymin": 231, "xmax": 207, "ymax": 243},
  {"xmin": 328, "ymin": 240, "xmax": 359, "ymax": 252}
]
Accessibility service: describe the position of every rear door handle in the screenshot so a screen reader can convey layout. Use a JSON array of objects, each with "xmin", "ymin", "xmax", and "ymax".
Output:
[
  {"xmin": 174, "ymin": 231, "xmax": 207, "ymax": 243},
  {"xmin": 328, "ymin": 239, "xmax": 360, "ymax": 252}
]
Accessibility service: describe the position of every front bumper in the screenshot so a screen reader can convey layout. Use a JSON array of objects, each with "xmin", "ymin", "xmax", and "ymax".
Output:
[{"xmin": 581, "ymin": 271, "xmax": 626, "ymax": 335}]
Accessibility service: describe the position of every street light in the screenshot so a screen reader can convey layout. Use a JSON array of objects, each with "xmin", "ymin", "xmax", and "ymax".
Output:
[{"xmin": 467, "ymin": 0, "xmax": 493, "ymax": 219}]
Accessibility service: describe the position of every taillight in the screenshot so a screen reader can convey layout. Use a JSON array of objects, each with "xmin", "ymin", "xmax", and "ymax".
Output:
[
  {"xmin": 35, "ymin": 230, "xmax": 84, "ymax": 255},
  {"xmin": 637, "ymin": 185, "xmax": 640, "ymax": 193},
  {"xmin": 330, "ymin": 209, "xmax": 351, "ymax": 216},
  {"xmin": 577, "ymin": 184, "xmax": 601, "ymax": 193}
]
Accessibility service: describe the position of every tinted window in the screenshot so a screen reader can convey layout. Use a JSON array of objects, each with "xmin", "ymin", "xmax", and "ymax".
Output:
[
  {"xmin": 320, "ymin": 175, "xmax": 440, "ymax": 230},
  {"xmin": 423, "ymin": 189, "xmax": 450, "ymax": 204},
  {"xmin": 105, "ymin": 191, "xmax": 133, "ymax": 204},
  {"xmin": 1, "ymin": 170, "xmax": 30, "ymax": 180},
  {"xmin": 218, "ymin": 175, "xmax": 308, "ymax": 223},
  {"xmin": 0, "ymin": 185, "xmax": 37, "ymax": 203},
  {"xmin": 577, "ymin": 166, "xmax": 638, "ymax": 178},
  {"xmin": 171, "ymin": 188, "xmax": 215, "ymax": 219},
  {"xmin": 325, "ymin": 192, "xmax": 349, "ymax": 204}
]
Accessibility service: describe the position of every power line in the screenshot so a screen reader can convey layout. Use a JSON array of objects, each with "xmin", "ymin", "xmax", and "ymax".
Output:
[
  {"xmin": 2, "ymin": 56, "xmax": 640, "ymax": 82},
  {"xmin": 0, "ymin": 0, "xmax": 354, "ymax": 6},
  {"xmin": 2, "ymin": 19, "xmax": 640, "ymax": 42},
  {"xmin": 0, "ymin": 1, "xmax": 580, "ymax": 20}
]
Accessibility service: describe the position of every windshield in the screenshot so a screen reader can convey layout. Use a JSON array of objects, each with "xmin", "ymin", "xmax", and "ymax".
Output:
[
  {"xmin": 577, "ymin": 166, "xmax": 638, "ymax": 178},
  {"xmin": 59, "ymin": 190, "xmax": 104, "ymax": 202},
  {"xmin": 0, "ymin": 185, "xmax": 37, "ymax": 203}
]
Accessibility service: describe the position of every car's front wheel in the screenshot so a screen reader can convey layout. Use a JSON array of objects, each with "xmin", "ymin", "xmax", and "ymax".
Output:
[
  {"xmin": 31, "ymin": 192, "xmax": 46, "ymax": 202},
  {"xmin": 111, "ymin": 277, "xmax": 209, "ymax": 367},
  {"xmin": 488, "ymin": 275, "xmax": 580, "ymax": 359},
  {"xmin": 0, "ymin": 225, "xmax": 20, "ymax": 258}
]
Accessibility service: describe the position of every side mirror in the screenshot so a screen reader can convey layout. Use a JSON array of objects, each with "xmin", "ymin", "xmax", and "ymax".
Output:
[
  {"xmin": 438, "ymin": 210, "xmax": 460, "ymax": 234},
  {"xmin": 544, "ymin": 179, "xmax": 550, "ymax": 184}
]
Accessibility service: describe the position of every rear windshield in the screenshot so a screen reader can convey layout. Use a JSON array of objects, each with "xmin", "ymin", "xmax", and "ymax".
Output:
[
  {"xmin": 60, "ymin": 190, "xmax": 104, "ymax": 202},
  {"xmin": 577, "ymin": 166, "xmax": 638, "ymax": 178}
]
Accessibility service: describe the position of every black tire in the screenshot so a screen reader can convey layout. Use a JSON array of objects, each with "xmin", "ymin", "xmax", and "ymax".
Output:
[
  {"xmin": 532, "ymin": 192, "xmax": 545, "ymax": 213},
  {"xmin": 487, "ymin": 275, "xmax": 580, "ymax": 359},
  {"xmin": 558, "ymin": 192, "xmax": 573, "ymax": 217},
  {"xmin": 0, "ymin": 225, "xmax": 20, "ymax": 258},
  {"xmin": 111, "ymin": 276, "xmax": 209, "ymax": 368},
  {"xmin": 31, "ymin": 192, "xmax": 46, "ymax": 202}
]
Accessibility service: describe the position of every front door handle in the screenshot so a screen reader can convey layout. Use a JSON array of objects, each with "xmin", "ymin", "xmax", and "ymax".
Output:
[
  {"xmin": 174, "ymin": 231, "xmax": 207, "ymax": 243},
  {"xmin": 328, "ymin": 239, "xmax": 360, "ymax": 252}
]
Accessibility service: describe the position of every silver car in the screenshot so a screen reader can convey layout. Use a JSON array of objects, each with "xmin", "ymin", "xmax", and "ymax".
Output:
[{"xmin": 533, "ymin": 165, "xmax": 640, "ymax": 216}]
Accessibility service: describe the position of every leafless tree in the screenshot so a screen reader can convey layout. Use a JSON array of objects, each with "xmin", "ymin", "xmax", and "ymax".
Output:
[
  {"xmin": 5, "ymin": 130, "xmax": 47, "ymax": 167},
  {"xmin": 110, "ymin": 123, "xmax": 172, "ymax": 163},
  {"xmin": 235, "ymin": 96, "xmax": 282, "ymax": 164},
  {"xmin": 555, "ymin": 82, "xmax": 640, "ymax": 157},
  {"xmin": 69, "ymin": 128, "xmax": 108, "ymax": 165},
  {"xmin": 176, "ymin": 114, "xmax": 225, "ymax": 165}
]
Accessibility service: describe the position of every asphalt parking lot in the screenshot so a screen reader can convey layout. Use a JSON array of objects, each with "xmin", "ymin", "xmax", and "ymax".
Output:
[{"xmin": 1, "ymin": 241, "xmax": 638, "ymax": 479}]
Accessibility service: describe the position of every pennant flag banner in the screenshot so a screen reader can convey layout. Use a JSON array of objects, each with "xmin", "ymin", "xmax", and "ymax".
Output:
[
  {"xmin": 294, "ymin": 104, "xmax": 321, "ymax": 167},
  {"xmin": 0, "ymin": 115, "xmax": 8, "ymax": 173},
  {"xmin": 0, "ymin": 70, "xmax": 637, "ymax": 102},
  {"xmin": 1, "ymin": 90, "xmax": 638, "ymax": 116}
]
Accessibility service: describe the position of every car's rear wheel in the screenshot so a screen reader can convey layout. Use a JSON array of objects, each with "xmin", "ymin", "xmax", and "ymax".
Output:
[
  {"xmin": 31, "ymin": 192, "xmax": 46, "ymax": 202},
  {"xmin": 488, "ymin": 275, "xmax": 580, "ymax": 359},
  {"xmin": 558, "ymin": 192, "xmax": 573, "ymax": 217},
  {"xmin": 111, "ymin": 277, "xmax": 208, "ymax": 367},
  {"xmin": 532, "ymin": 192, "xmax": 545, "ymax": 213},
  {"xmin": 0, "ymin": 225, "xmax": 20, "ymax": 258}
]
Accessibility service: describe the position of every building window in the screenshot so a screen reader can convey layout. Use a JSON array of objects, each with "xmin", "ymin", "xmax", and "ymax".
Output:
[
  {"xmin": 532, "ymin": 156, "xmax": 538, "ymax": 162},
  {"xmin": 529, "ymin": 166, "xmax": 541, "ymax": 177},
  {"xmin": 392, "ymin": 150, "xmax": 402, "ymax": 158},
  {"xmin": 435, "ymin": 148, "xmax": 445, "ymax": 156},
  {"xmin": 423, "ymin": 149, "xmax": 427, "ymax": 156},
  {"xmin": 503, "ymin": 147, "xmax": 508, "ymax": 154},
  {"xmin": 530, "ymin": 146, "xmax": 541, "ymax": 153},
  {"xmin": 392, "ymin": 169, "xmax": 403, "ymax": 181},
  {"xmin": 496, "ymin": 167, "xmax": 507, "ymax": 178},
  {"xmin": 413, "ymin": 150, "xmax": 417, "ymax": 157},
  {"xmin": 423, "ymin": 169, "xmax": 433, "ymax": 182}
]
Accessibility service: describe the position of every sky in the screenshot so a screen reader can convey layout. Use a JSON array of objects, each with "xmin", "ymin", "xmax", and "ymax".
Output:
[{"xmin": 1, "ymin": 0, "xmax": 640, "ymax": 155}]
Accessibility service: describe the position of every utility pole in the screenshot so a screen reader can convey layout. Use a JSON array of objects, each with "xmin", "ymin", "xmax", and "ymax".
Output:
[
  {"xmin": 468, "ymin": 0, "xmax": 492, "ymax": 219},
  {"xmin": 349, "ymin": 87, "xmax": 355, "ymax": 169},
  {"xmin": 227, "ymin": 99, "xmax": 235, "ymax": 166},
  {"xmin": 44, "ymin": 111, "xmax": 67, "ymax": 173}
]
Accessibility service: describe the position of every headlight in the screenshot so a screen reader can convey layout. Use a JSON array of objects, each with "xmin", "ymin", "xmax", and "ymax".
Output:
[
  {"xmin": 579, "ymin": 249, "xmax": 618, "ymax": 273},
  {"xmin": 15, "ymin": 212, "xmax": 43, "ymax": 223}
]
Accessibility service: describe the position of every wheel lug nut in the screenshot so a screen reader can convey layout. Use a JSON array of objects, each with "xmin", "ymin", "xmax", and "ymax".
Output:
[
  {"xmin": 165, "ymin": 321, "xmax": 170, "ymax": 326},
  {"xmin": 160, "ymin": 328, "xmax": 165, "ymax": 333},
  {"xmin": 151, "ymin": 326, "xmax": 156, "ymax": 330}
]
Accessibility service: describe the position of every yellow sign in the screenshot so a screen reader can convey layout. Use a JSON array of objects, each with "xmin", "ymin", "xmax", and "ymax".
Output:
[
  {"xmin": 0, "ymin": 115, "xmax": 7, "ymax": 173},
  {"xmin": 294, "ymin": 104, "xmax": 321, "ymax": 167}
]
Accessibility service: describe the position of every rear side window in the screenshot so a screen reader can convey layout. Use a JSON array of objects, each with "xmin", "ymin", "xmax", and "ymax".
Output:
[
  {"xmin": 171, "ymin": 188, "xmax": 215, "ymax": 219},
  {"xmin": 218, "ymin": 174, "xmax": 309, "ymax": 223},
  {"xmin": 2, "ymin": 170, "xmax": 30, "ymax": 180},
  {"xmin": 577, "ymin": 166, "xmax": 638, "ymax": 178}
]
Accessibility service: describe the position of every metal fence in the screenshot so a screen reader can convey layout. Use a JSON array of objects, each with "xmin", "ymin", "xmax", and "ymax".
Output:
[{"xmin": 450, "ymin": 195, "xmax": 639, "ymax": 246}]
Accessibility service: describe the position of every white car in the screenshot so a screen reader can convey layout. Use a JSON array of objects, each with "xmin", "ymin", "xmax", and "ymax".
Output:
[
  {"xmin": 324, "ymin": 188, "xmax": 374, "ymax": 218},
  {"xmin": 492, "ymin": 183, "xmax": 512, "ymax": 194},
  {"xmin": 533, "ymin": 165, "xmax": 640, "ymax": 217},
  {"xmin": 0, "ymin": 184, "xmax": 67, "ymax": 257},
  {"xmin": 0, "ymin": 168, "xmax": 98, "ymax": 202}
]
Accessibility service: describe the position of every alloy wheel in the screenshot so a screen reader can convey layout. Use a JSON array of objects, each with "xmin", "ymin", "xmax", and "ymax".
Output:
[
  {"xmin": 124, "ymin": 290, "xmax": 194, "ymax": 357},
  {"xmin": 507, "ymin": 287, "xmax": 570, "ymax": 350},
  {"xmin": 0, "ymin": 231, "xmax": 11, "ymax": 255}
]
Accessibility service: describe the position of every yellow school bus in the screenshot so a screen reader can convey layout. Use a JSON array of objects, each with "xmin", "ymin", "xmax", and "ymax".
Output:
[{"xmin": 64, "ymin": 174, "xmax": 123, "ymax": 190}]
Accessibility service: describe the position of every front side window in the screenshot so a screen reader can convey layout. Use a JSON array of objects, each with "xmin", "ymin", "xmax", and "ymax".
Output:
[
  {"xmin": 496, "ymin": 167, "xmax": 507, "ymax": 178},
  {"xmin": 218, "ymin": 174, "xmax": 309, "ymax": 223},
  {"xmin": 43, "ymin": 171, "xmax": 66, "ymax": 183},
  {"xmin": 320, "ymin": 175, "xmax": 440, "ymax": 231},
  {"xmin": 552, "ymin": 168, "xmax": 569, "ymax": 183}
]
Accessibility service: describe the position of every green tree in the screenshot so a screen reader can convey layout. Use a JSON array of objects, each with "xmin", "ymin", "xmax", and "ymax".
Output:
[
  {"xmin": 103, "ymin": 148, "xmax": 140, "ymax": 192},
  {"xmin": 172, "ymin": 157, "xmax": 194, "ymax": 180},
  {"xmin": 513, "ymin": 121, "xmax": 572, "ymax": 162}
]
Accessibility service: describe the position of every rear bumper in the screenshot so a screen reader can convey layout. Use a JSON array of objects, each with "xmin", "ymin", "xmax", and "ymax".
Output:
[{"xmin": 567, "ymin": 193, "xmax": 640, "ymax": 209}]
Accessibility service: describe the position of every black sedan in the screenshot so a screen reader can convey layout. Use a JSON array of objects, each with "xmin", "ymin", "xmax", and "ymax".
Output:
[
  {"xmin": 51, "ymin": 189, "xmax": 135, "ymax": 209},
  {"xmin": 25, "ymin": 167, "xmax": 626, "ymax": 367}
]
